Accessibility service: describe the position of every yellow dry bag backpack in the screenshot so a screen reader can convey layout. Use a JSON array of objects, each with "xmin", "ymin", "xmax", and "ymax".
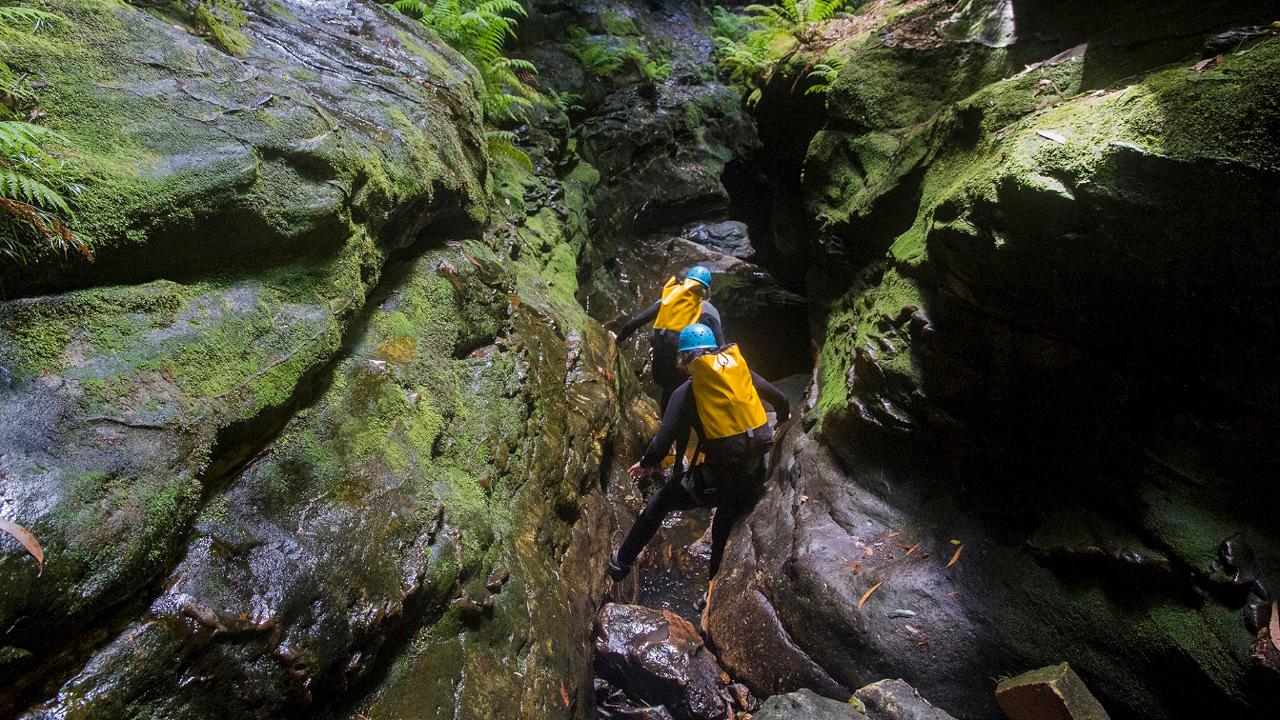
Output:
[
  {"xmin": 687, "ymin": 344, "xmax": 768, "ymax": 440},
  {"xmin": 653, "ymin": 277, "xmax": 703, "ymax": 332}
]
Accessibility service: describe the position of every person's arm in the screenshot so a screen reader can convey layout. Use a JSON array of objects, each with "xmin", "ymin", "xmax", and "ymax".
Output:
[
  {"xmin": 751, "ymin": 371, "xmax": 790, "ymax": 425},
  {"xmin": 638, "ymin": 382, "xmax": 692, "ymax": 468},
  {"xmin": 615, "ymin": 301, "xmax": 660, "ymax": 342},
  {"xmin": 700, "ymin": 311, "xmax": 725, "ymax": 347}
]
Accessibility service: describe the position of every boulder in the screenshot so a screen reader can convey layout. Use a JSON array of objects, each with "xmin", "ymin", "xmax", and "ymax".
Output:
[
  {"xmin": 753, "ymin": 688, "xmax": 865, "ymax": 720},
  {"xmin": 594, "ymin": 603, "xmax": 728, "ymax": 720},
  {"xmin": 682, "ymin": 221, "xmax": 755, "ymax": 260},
  {"xmin": 995, "ymin": 663, "xmax": 1110, "ymax": 720},
  {"xmin": 856, "ymin": 679, "xmax": 957, "ymax": 720}
]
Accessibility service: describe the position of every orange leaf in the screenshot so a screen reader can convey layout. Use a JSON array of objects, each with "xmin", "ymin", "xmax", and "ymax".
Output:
[
  {"xmin": 840, "ymin": 556, "xmax": 862, "ymax": 574},
  {"xmin": 560, "ymin": 682, "xmax": 569, "ymax": 707},
  {"xmin": 946, "ymin": 544, "xmax": 964, "ymax": 568},
  {"xmin": 903, "ymin": 543, "xmax": 920, "ymax": 557},
  {"xmin": 0, "ymin": 518, "xmax": 43, "ymax": 575},
  {"xmin": 864, "ymin": 546, "xmax": 875, "ymax": 557},
  {"xmin": 870, "ymin": 530, "xmax": 903, "ymax": 544},
  {"xmin": 1270, "ymin": 601, "xmax": 1279, "ymax": 654},
  {"xmin": 858, "ymin": 581, "xmax": 883, "ymax": 609}
]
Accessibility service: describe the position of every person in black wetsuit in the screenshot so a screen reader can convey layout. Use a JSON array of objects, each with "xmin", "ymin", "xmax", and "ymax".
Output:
[
  {"xmin": 613, "ymin": 265, "xmax": 724, "ymax": 414},
  {"xmin": 608, "ymin": 324, "xmax": 790, "ymax": 604}
]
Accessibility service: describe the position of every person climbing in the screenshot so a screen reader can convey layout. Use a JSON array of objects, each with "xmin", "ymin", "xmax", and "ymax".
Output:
[
  {"xmin": 607, "ymin": 323, "xmax": 790, "ymax": 602},
  {"xmin": 613, "ymin": 265, "xmax": 724, "ymax": 414}
]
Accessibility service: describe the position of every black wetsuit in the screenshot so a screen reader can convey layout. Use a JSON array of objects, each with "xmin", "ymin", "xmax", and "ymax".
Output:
[
  {"xmin": 615, "ymin": 300, "xmax": 725, "ymax": 413},
  {"xmin": 616, "ymin": 371, "xmax": 789, "ymax": 580}
]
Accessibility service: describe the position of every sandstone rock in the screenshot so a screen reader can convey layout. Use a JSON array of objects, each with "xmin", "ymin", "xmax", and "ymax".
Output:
[
  {"xmin": 594, "ymin": 603, "xmax": 729, "ymax": 720},
  {"xmin": 705, "ymin": 3, "xmax": 1280, "ymax": 719},
  {"xmin": 995, "ymin": 663, "xmax": 1110, "ymax": 720},
  {"xmin": 752, "ymin": 688, "xmax": 865, "ymax": 720},
  {"xmin": 683, "ymin": 221, "xmax": 755, "ymax": 260},
  {"xmin": 856, "ymin": 679, "xmax": 957, "ymax": 720}
]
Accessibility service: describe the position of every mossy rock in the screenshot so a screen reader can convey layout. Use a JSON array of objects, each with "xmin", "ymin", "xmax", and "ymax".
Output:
[{"xmin": 0, "ymin": 0, "xmax": 487, "ymax": 294}]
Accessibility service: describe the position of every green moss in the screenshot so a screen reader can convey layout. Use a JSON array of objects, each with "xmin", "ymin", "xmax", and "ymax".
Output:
[
  {"xmin": 598, "ymin": 10, "xmax": 639, "ymax": 37},
  {"xmin": 814, "ymin": 266, "xmax": 924, "ymax": 423}
]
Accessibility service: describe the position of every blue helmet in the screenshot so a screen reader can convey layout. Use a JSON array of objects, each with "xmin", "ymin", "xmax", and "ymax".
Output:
[
  {"xmin": 686, "ymin": 265, "xmax": 712, "ymax": 290},
  {"xmin": 678, "ymin": 323, "xmax": 718, "ymax": 352}
]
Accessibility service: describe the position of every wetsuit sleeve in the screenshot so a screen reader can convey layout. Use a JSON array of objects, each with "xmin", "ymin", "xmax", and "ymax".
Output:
[
  {"xmin": 700, "ymin": 312, "xmax": 725, "ymax": 347},
  {"xmin": 751, "ymin": 371, "xmax": 790, "ymax": 424},
  {"xmin": 641, "ymin": 381, "xmax": 693, "ymax": 467},
  {"xmin": 616, "ymin": 301, "xmax": 660, "ymax": 342}
]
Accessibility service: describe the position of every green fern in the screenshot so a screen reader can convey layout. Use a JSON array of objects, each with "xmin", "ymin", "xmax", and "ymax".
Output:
[
  {"xmin": 384, "ymin": 0, "xmax": 541, "ymax": 123},
  {"xmin": 0, "ymin": 8, "xmax": 84, "ymax": 265},
  {"xmin": 484, "ymin": 129, "xmax": 532, "ymax": 171},
  {"xmin": 745, "ymin": 0, "xmax": 848, "ymax": 42},
  {"xmin": 712, "ymin": 0, "xmax": 854, "ymax": 103},
  {"xmin": 803, "ymin": 59, "xmax": 842, "ymax": 97}
]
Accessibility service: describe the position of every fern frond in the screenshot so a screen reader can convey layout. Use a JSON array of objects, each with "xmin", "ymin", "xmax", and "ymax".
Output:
[
  {"xmin": 0, "ymin": 167, "xmax": 70, "ymax": 213},
  {"xmin": 0, "ymin": 121, "xmax": 54, "ymax": 155},
  {"xmin": 484, "ymin": 129, "xmax": 532, "ymax": 171}
]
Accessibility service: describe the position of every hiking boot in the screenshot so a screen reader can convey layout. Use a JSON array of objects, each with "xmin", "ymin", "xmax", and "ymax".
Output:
[{"xmin": 607, "ymin": 559, "xmax": 631, "ymax": 583}]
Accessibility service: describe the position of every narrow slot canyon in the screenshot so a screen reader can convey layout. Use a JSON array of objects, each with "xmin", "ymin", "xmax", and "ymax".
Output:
[{"xmin": 0, "ymin": 1, "xmax": 1278, "ymax": 719}]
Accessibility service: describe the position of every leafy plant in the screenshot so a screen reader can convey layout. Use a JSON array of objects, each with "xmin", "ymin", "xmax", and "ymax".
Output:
[
  {"xmin": 484, "ymin": 129, "xmax": 532, "ymax": 171},
  {"xmin": 803, "ymin": 58, "xmax": 842, "ymax": 98},
  {"xmin": 0, "ymin": 5, "xmax": 85, "ymax": 265},
  {"xmin": 711, "ymin": 0, "xmax": 854, "ymax": 105},
  {"xmin": 745, "ymin": 0, "xmax": 849, "ymax": 43},
  {"xmin": 390, "ymin": 0, "xmax": 540, "ymax": 122},
  {"xmin": 566, "ymin": 25, "xmax": 670, "ymax": 82},
  {"xmin": 545, "ymin": 87, "xmax": 583, "ymax": 116},
  {"xmin": 712, "ymin": 32, "xmax": 771, "ymax": 105}
]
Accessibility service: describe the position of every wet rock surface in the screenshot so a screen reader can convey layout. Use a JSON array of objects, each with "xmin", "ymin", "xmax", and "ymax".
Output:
[
  {"xmin": 752, "ymin": 688, "xmax": 864, "ymax": 720},
  {"xmin": 855, "ymin": 679, "xmax": 957, "ymax": 720},
  {"xmin": 705, "ymin": 2, "xmax": 1280, "ymax": 719},
  {"xmin": 593, "ymin": 603, "xmax": 729, "ymax": 720}
]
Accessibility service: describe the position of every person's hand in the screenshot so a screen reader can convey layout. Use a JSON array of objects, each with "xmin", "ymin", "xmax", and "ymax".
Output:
[{"xmin": 628, "ymin": 461, "xmax": 650, "ymax": 480}]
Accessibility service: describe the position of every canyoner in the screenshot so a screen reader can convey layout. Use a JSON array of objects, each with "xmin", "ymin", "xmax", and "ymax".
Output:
[
  {"xmin": 608, "ymin": 323, "xmax": 790, "ymax": 609},
  {"xmin": 615, "ymin": 265, "xmax": 724, "ymax": 411}
]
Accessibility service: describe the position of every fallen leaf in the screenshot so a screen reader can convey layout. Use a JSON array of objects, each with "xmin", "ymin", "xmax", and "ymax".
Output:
[
  {"xmin": 870, "ymin": 529, "xmax": 903, "ymax": 544},
  {"xmin": 948, "ymin": 591, "xmax": 960, "ymax": 599},
  {"xmin": 840, "ymin": 556, "xmax": 862, "ymax": 574},
  {"xmin": 799, "ymin": 494, "xmax": 810, "ymax": 504},
  {"xmin": 0, "ymin": 518, "xmax": 43, "ymax": 575},
  {"xmin": 904, "ymin": 624, "xmax": 919, "ymax": 634},
  {"xmin": 864, "ymin": 546, "xmax": 875, "ymax": 557},
  {"xmin": 949, "ymin": 539, "xmax": 962, "ymax": 545},
  {"xmin": 560, "ymin": 682, "xmax": 569, "ymax": 707},
  {"xmin": 1271, "ymin": 601, "xmax": 1279, "ymax": 653},
  {"xmin": 946, "ymin": 544, "xmax": 964, "ymax": 569},
  {"xmin": 903, "ymin": 543, "xmax": 920, "ymax": 557},
  {"xmin": 858, "ymin": 581, "xmax": 883, "ymax": 609},
  {"xmin": 916, "ymin": 636, "xmax": 929, "ymax": 647},
  {"xmin": 1035, "ymin": 129, "xmax": 1067, "ymax": 144}
]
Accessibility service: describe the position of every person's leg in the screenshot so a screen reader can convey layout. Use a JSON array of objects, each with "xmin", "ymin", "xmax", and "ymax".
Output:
[
  {"xmin": 613, "ymin": 476, "xmax": 698, "ymax": 575},
  {"xmin": 705, "ymin": 461, "xmax": 766, "ymax": 580}
]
